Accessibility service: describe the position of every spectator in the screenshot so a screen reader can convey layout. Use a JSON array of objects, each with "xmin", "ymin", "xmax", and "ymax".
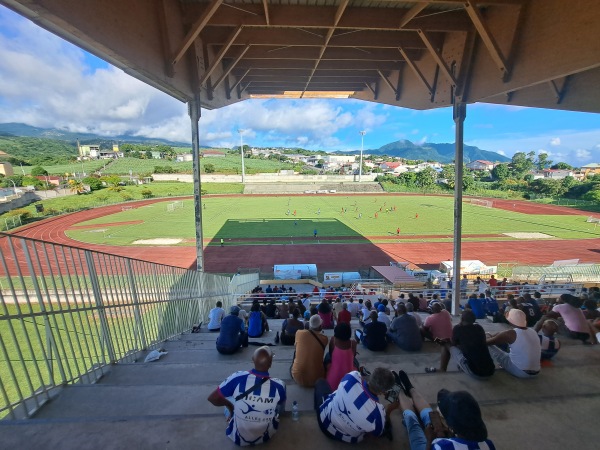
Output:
[
  {"xmin": 265, "ymin": 299, "xmax": 278, "ymax": 319},
  {"xmin": 429, "ymin": 310, "xmax": 494, "ymax": 379},
  {"xmin": 460, "ymin": 275, "xmax": 469, "ymax": 298},
  {"xmin": 337, "ymin": 302, "xmax": 352, "ymax": 325},
  {"xmin": 488, "ymin": 274, "xmax": 498, "ymax": 287},
  {"xmin": 483, "ymin": 290, "xmax": 500, "ymax": 317},
  {"xmin": 216, "ymin": 306, "xmax": 248, "ymax": 355},
  {"xmin": 387, "ymin": 303, "xmax": 422, "ymax": 351},
  {"xmin": 207, "ymin": 346, "xmax": 286, "ymax": 446},
  {"xmin": 347, "ymin": 297, "xmax": 360, "ymax": 317},
  {"xmin": 418, "ymin": 294, "xmax": 428, "ymax": 312},
  {"xmin": 277, "ymin": 300, "xmax": 290, "ymax": 320},
  {"xmin": 534, "ymin": 318, "xmax": 561, "ymax": 360},
  {"xmin": 248, "ymin": 302, "xmax": 269, "ymax": 338},
  {"xmin": 359, "ymin": 300, "xmax": 372, "ymax": 322},
  {"xmin": 325, "ymin": 323, "xmax": 358, "ymax": 389},
  {"xmin": 315, "ymin": 368, "xmax": 397, "ymax": 443},
  {"xmin": 355, "ymin": 311, "xmax": 388, "ymax": 351},
  {"xmin": 291, "ymin": 315, "xmax": 328, "ymax": 387},
  {"xmin": 207, "ymin": 301, "xmax": 225, "ymax": 332},
  {"xmin": 280, "ymin": 308, "xmax": 304, "ymax": 345},
  {"xmin": 332, "ymin": 298, "xmax": 345, "ymax": 322},
  {"xmin": 517, "ymin": 296, "xmax": 542, "ymax": 327},
  {"xmin": 377, "ymin": 304, "xmax": 391, "ymax": 328},
  {"xmin": 466, "ymin": 294, "xmax": 486, "ymax": 320},
  {"xmin": 583, "ymin": 299, "xmax": 600, "ymax": 321},
  {"xmin": 486, "ymin": 309, "xmax": 541, "ymax": 378},
  {"xmin": 407, "ymin": 293, "xmax": 420, "ymax": 311},
  {"xmin": 396, "ymin": 376, "xmax": 494, "ymax": 450},
  {"xmin": 301, "ymin": 294, "xmax": 311, "ymax": 311},
  {"xmin": 317, "ymin": 298, "xmax": 335, "ymax": 329},
  {"xmin": 550, "ymin": 294, "xmax": 593, "ymax": 342},
  {"xmin": 405, "ymin": 302, "xmax": 423, "ymax": 327},
  {"xmin": 421, "ymin": 303, "xmax": 453, "ymax": 342}
]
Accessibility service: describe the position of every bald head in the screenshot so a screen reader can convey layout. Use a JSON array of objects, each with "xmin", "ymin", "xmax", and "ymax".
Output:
[
  {"xmin": 252, "ymin": 346, "xmax": 273, "ymax": 372},
  {"xmin": 369, "ymin": 310, "xmax": 378, "ymax": 322}
]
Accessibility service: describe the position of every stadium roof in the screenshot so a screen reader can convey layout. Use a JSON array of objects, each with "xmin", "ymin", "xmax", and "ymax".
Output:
[{"xmin": 2, "ymin": 0, "xmax": 599, "ymax": 113}]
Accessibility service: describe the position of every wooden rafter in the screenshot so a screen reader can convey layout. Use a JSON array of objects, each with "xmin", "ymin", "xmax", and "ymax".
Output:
[
  {"xmin": 464, "ymin": 1, "xmax": 509, "ymax": 80},
  {"xmin": 548, "ymin": 76, "xmax": 570, "ymax": 104},
  {"xmin": 417, "ymin": 29, "xmax": 457, "ymax": 86},
  {"xmin": 199, "ymin": 26, "xmax": 243, "ymax": 86},
  {"xmin": 213, "ymin": 45, "xmax": 251, "ymax": 90},
  {"xmin": 172, "ymin": 0, "xmax": 223, "ymax": 67},
  {"xmin": 398, "ymin": 47, "xmax": 432, "ymax": 96},
  {"xmin": 399, "ymin": 3, "xmax": 429, "ymax": 29},
  {"xmin": 262, "ymin": 0, "xmax": 270, "ymax": 26},
  {"xmin": 377, "ymin": 70, "xmax": 397, "ymax": 96}
]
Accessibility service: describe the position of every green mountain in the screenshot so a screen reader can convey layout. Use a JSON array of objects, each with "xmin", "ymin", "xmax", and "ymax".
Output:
[{"xmin": 372, "ymin": 140, "xmax": 510, "ymax": 163}]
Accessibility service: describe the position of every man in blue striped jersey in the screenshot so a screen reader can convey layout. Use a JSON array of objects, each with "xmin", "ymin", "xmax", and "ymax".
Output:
[{"xmin": 208, "ymin": 346, "xmax": 286, "ymax": 446}]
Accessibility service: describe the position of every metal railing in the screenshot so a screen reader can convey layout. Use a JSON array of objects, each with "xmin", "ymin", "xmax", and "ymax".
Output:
[{"xmin": 0, "ymin": 233, "xmax": 258, "ymax": 419}]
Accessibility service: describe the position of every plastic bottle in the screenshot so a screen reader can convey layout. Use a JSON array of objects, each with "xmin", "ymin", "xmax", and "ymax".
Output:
[{"xmin": 292, "ymin": 401, "xmax": 299, "ymax": 421}]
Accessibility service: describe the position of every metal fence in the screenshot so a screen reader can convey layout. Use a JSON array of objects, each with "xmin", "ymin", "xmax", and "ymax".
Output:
[{"xmin": 0, "ymin": 233, "xmax": 258, "ymax": 420}]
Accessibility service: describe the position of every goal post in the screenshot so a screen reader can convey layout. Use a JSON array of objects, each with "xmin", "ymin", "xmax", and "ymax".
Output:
[{"xmin": 470, "ymin": 198, "xmax": 493, "ymax": 208}]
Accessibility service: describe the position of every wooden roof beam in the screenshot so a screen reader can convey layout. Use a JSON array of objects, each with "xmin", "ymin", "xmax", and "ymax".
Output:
[
  {"xmin": 464, "ymin": 1, "xmax": 510, "ymax": 80},
  {"xmin": 377, "ymin": 70, "xmax": 398, "ymax": 96},
  {"xmin": 398, "ymin": 47, "xmax": 433, "ymax": 96},
  {"xmin": 228, "ymin": 69, "xmax": 250, "ymax": 97},
  {"xmin": 213, "ymin": 45, "xmax": 251, "ymax": 90},
  {"xmin": 172, "ymin": 0, "xmax": 223, "ymax": 67},
  {"xmin": 400, "ymin": 3, "xmax": 429, "ymax": 29},
  {"xmin": 417, "ymin": 30, "xmax": 457, "ymax": 86},
  {"xmin": 199, "ymin": 26, "xmax": 243, "ymax": 86},
  {"xmin": 262, "ymin": 0, "xmax": 270, "ymax": 26}
]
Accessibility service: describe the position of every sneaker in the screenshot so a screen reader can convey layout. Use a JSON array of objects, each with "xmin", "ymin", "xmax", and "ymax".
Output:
[{"xmin": 395, "ymin": 370, "xmax": 414, "ymax": 397}]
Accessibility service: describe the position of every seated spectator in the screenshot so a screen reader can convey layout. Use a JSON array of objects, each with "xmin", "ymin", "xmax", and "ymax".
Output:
[
  {"xmin": 315, "ymin": 368, "xmax": 397, "ymax": 443},
  {"xmin": 407, "ymin": 293, "xmax": 420, "ymax": 311},
  {"xmin": 442, "ymin": 294, "xmax": 453, "ymax": 314},
  {"xmin": 207, "ymin": 301, "xmax": 225, "ymax": 332},
  {"xmin": 301, "ymin": 294, "xmax": 311, "ymax": 311},
  {"xmin": 483, "ymin": 290, "xmax": 500, "ymax": 317},
  {"xmin": 325, "ymin": 323, "xmax": 358, "ymax": 389},
  {"xmin": 421, "ymin": 303, "xmax": 453, "ymax": 342},
  {"xmin": 387, "ymin": 303, "xmax": 422, "ymax": 352},
  {"xmin": 405, "ymin": 302, "xmax": 423, "ymax": 327},
  {"xmin": 486, "ymin": 309, "xmax": 541, "ymax": 378},
  {"xmin": 396, "ymin": 374, "xmax": 494, "ymax": 450},
  {"xmin": 296, "ymin": 299, "xmax": 307, "ymax": 316},
  {"xmin": 337, "ymin": 302, "xmax": 352, "ymax": 325},
  {"xmin": 277, "ymin": 300, "xmax": 290, "ymax": 320},
  {"xmin": 318, "ymin": 298, "xmax": 335, "ymax": 329},
  {"xmin": 248, "ymin": 302, "xmax": 269, "ymax": 338},
  {"xmin": 517, "ymin": 296, "xmax": 542, "ymax": 327},
  {"xmin": 550, "ymin": 294, "xmax": 592, "ymax": 342},
  {"xmin": 347, "ymin": 297, "xmax": 360, "ymax": 317},
  {"xmin": 207, "ymin": 346, "xmax": 286, "ymax": 446},
  {"xmin": 291, "ymin": 315, "xmax": 328, "ymax": 387},
  {"xmin": 355, "ymin": 311, "xmax": 388, "ymax": 351},
  {"xmin": 332, "ymin": 298, "xmax": 345, "ymax": 322},
  {"xmin": 583, "ymin": 299, "xmax": 600, "ymax": 321},
  {"xmin": 429, "ymin": 310, "xmax": 494, "ymax": 379},
  {"xmin": 534, "ymin": 318, "xmax": 561, "ymax": 360},
  {"xmin": 524, "ymin": 292, "xmax": 543, "ymax": 317},
  {"xmin": 377, "ymin": 304, "xmax": 391, "ymax": 328},
  {"xmin": 466, "ymin": 293, "xmax": 486, "ymax": 320},
  {"xmin": 265, "ymin": 299, "xmax": 278, "ymax": 319},
  {"xmin": 418, "ymin": 294, "xmax": 428, "ymax": 312},
  {"xmin": 216, "ymin": 306, "xmax": 248, "ymax": 355},
  {"xmin": 359, "ymin": 300, "xmax": 372, "ymax": 322},
  {"xmin": 280, "ymin": 308, "xmax": 304, "ymax": 345}
]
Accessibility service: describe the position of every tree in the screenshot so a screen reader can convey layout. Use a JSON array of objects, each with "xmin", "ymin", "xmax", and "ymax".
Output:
[
  {"xmin": 510, "ymin": 152, "xmax": 535, "ymax": 179},
  {"xmin": 145, "ymin": 150, "xmax": 153, "ymax": 159},
  {"xmin": 551, "ymin": 162, "xmax": 574, "ymax": 170},
  {"xmin": 561, "ymin": 176, "xmax": 578, "ymax": 191},
  {"xmin": 82, "ymin": 176, "xmax": 103, "ymax": 191},
  {"xmin": 441, "ymin": 165, "xmax": 455, "ymax": 188},
  {"xmin": 462, "ymin": 174, "xmax": 475, "ymax": 191},
  {"xmin": 491, "ymin": 163, "xmax": 510, "ymax": 181},
  {"xmin": 415, "ymin": 167, "xmax": 437, "ymax": 188},
  {"xmin": 536, "ymin": 152, "xmax": 552, "ymax": 170},
  {"xmin": 30, "ymin": 166, "xmax": 48, "ymax": 176},
  {"xmin": 204, "ymin": 163, "xmax": 215, "ymax": 173}
]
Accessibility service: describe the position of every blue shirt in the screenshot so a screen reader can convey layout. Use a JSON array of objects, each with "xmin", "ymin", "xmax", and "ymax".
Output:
[
  {"xmin": 218, "ymin": 369, "xmax": 286, "ymax": 446},
  {"xmin": 217, "ymin": 315, "xmax": 245, "ymax": 348},
  {"xmin": 318, "ymin": 371, "xmax": 385, "ymax": 443},
  {"xmin": 433, "ymin": 437, "xmax": 496, "ymax": 449},
  {"xmin": 248, "ymin": 311, "xmax": 263, "ymax": 337},
  {"xmin": 483, "ymin": 297, "xmax": 499, "ymax": 315},
  {"xmin": 467, "ymin": 298, "xmax": 486, "ymax": 319}
]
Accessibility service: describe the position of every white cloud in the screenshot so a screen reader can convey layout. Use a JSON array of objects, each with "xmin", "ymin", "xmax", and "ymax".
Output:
[
  {"xmin": 549, "ymin": 137, "xmax": 561, "ymax": 146},
  {"xmin": 575, "ymin": 149, "xmax": 591, "ymax": 160},
  {"xmin": 496, "ymin": 150, "xmax": 506, "ymax": 156}
]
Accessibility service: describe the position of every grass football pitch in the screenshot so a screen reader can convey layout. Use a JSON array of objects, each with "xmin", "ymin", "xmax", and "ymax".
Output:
[{"xmin": 64, "ymin": 195, "xmax": 600, "ymax": 246}]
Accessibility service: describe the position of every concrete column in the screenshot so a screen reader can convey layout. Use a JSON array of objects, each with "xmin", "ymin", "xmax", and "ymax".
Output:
[
  {"xmin": 189, "ymin": 95, "xmax": 204, "ymax": 272},
  {"xmin": 452, "ymin": 102, "xmax": 466, "ymax": 315}
]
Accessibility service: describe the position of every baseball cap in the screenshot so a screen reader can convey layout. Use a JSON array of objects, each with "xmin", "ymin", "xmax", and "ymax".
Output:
[
  {"xmin": 437, "ymin": 389, "xmax": 487, "ymax": 442},
  {"xmin": 303, "ymin": 310, "xmax": 311, "ymax": 319},
  {"xmin": 505, "ymin": 308, "xmax": 526, "ymax": 327},
  {"xmin": 377, "ymin": 304, "xmax": 386, "ymax": 312},
  {"xmin": 230, "ymin": 305, "xmax": 241, "ymax": 315},
  {"xmin": 309, "ymin": 314, "xmax": 323, "ymax": 329}
]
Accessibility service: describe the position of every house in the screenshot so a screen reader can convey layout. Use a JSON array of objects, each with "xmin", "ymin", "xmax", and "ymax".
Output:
[
  {"xmin": 201, "ymin": 149, "xmax": 226, "ymax": 158},
  {"xmin": 380, "ymin": 162, "xmax": 403, "ymax": 173},
  {"xmin": 541, "ymin": 169, "xmax": 574, "ymax": 179},
  {"xmin": 35, "ymin": 175, "xmax": 62, "ymax": 186},
  {"xmin": 78, "ymin": 144, "xmax": 100, "ymax": 158},
  {"xmin": 466, "ymin": 160, "xmax": 495, "ymax": 171},
  {"xmin": 0, "ymin": 161, "xmax": 14, "ymax": 176},
  {"xmin": 581, "ymin": 163, "xmax": 600, "ymax": 179},
  {"xmin": 176, "ymin": 153, "xmax": 193, "ymax": 162}
]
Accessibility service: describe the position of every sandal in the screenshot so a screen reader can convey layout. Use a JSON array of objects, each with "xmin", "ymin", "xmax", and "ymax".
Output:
[{"xmin": 425, "ymin": 367, "xmax": 437, "ymax": 373}]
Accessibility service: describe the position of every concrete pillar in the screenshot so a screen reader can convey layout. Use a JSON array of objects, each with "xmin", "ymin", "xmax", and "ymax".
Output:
[
  {"xmin": 189, "ymin": 95, "xmax": 204, "ymax": 272},
  {"xmin": 452, "ymin": 102, "xmax": 466, "ymax": 315}
]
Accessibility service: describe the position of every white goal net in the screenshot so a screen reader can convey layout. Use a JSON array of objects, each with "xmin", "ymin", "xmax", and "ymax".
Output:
[{"xmin": 470, "ymin": 198, "xmax": 493, "ymax": 208}]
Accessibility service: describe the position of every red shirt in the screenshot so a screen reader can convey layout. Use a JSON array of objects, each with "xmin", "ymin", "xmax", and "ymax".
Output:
[
  {"xmin": 488, "ymin": 278, "xmax": 498, "ymax": 287},
  {"xmin": 337, "ymin": 309, "xmax": 351, "ymax": 325}
]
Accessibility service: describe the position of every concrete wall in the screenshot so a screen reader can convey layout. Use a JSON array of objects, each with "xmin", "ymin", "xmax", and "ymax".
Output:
[
  {"xmin": 152, "ymin": 173, "xmax": 378, "ymax": 183},
  {"xmin": 0, "ymin": 189, "xmax": 73, "ymax": 214}
]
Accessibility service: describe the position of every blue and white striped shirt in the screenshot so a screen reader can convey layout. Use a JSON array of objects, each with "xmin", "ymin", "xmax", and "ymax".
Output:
[
  {"xmin": 218, "ymin": 370, "xmax": 286, "ymax": 446},
  {"xmin": 318, "ymin": 371, "xmax": 385, "ymax": 443},
  {"xmin": 433, "ymin": 437, "xmax": 496, "ymax": 450}
]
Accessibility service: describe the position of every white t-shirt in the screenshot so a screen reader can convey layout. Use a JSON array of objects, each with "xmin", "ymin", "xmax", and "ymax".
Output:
[{"xmin": 208, "ymin": 307, "xmax": 225, "ymax": 330}]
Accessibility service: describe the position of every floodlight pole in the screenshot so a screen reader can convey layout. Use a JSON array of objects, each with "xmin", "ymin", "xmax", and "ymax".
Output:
[
  {"xmin": 452, "ymin": 102, "xmax": 466, "ymax": 315},
  {"xmin": 238, "ymin": 129, "xmax": 246, "ymax": 183},
  {"xmin": 8, "ymin": 179, "xmax": 17, "ymax": 195},
  {"xmin": 359, "ymin": 131, "xmax": 366, "ymax": 182}
]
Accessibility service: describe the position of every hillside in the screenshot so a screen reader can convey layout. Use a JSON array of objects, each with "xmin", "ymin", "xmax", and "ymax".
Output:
[{"xmin": 372, "ymin": 140, "xmax": 510, "ymax": 163}]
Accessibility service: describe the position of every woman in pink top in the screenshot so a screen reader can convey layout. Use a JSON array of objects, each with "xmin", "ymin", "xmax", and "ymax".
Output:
[
  {"xmin": 325, "ymin": 323, "xmax": 358, "ymax": 389},
  {"xmin": 551, "ymin": 294, "xmax": 592, "ymax": 342}
]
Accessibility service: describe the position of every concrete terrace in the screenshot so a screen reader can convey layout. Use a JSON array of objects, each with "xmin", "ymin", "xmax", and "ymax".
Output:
[{"xmin": 1, "ymin": 316, "xmax": 599, "ymax": 450}]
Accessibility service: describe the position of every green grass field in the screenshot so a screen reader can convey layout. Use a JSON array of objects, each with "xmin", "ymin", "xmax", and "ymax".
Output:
[{"xmin": 64, "ymin": 195, "xmax": 600, "ymax": 246}]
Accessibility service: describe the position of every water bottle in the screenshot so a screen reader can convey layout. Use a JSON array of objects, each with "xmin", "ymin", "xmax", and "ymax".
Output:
[{"xmin": 292, "ymin": 401, "xmax": 299, "ymax": 422}]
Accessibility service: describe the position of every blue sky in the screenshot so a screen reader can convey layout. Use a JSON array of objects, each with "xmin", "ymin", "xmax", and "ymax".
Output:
[{"xmin": 0, "ymin": 6, "xmax": 599, "ymax": 166}]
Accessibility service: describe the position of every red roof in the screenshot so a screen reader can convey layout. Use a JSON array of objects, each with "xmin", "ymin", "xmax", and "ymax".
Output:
[{"xmin": 384, "ymin": 162, "xmax": 402, "ymax": 169}]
